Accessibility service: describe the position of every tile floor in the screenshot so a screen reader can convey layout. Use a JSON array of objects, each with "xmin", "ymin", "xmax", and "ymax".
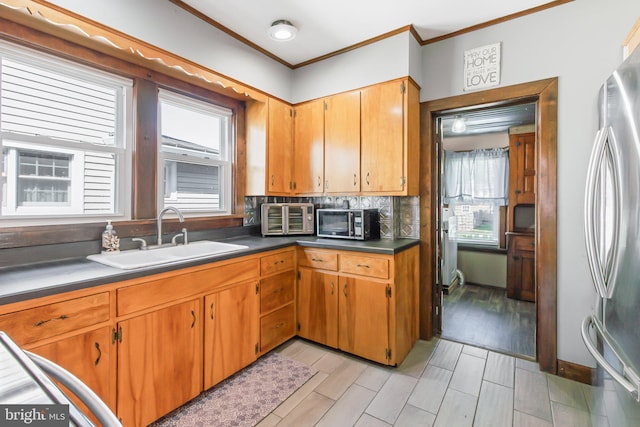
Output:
[{"xmin": 257, "ymin": 338, "xmax": 640, "ymax": 427}]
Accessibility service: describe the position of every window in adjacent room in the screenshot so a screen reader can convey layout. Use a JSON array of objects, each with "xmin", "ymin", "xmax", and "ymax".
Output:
[
  {"xmin": 158, "ymin": 89, "xmax": 233, "ymax": 215},
  {"xmin": 0, "ymin": 40, "xmax": 133, "ymax": 223},
  {"xmin": 444, "ymin": 148, "xmax": 509, "ymax": 246}
]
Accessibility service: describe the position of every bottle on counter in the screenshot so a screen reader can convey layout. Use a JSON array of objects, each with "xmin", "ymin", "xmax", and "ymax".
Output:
[{"xmin": 102, "ymin": 220, "xmax": 120, "ymax": 252}]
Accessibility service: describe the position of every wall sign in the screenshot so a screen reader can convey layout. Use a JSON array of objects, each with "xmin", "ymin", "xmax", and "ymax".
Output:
[{"xmin": 463, "ymin": 43, "xmax": 501, "ymax": 91}]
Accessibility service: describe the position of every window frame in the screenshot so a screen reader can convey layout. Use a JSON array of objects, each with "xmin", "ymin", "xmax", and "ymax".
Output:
[
  {"xmin": 448, "ymin": 202, "xmax": 503, "ymax": 247},
  {"xmin": 0, "ymin": 18, "xmax": 247, "ymax": 250},
  {"xmin": 0, "ymin": 40, "xmax": 134, "ymax": 226},
  {"xmin": 157, "ymin": 89, "xmax": 235, "ymax": 216}
]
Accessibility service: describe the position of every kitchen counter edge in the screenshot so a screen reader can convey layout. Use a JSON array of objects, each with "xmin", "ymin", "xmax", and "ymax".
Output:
[{"xmin": 0, "ymin": 237, "xmax": 419, "ymax": 307}]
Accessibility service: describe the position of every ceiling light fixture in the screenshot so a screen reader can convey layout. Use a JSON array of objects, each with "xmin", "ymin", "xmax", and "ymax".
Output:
[
  {"xmin": 451, "ymin": 115, "xmax": 467, "ymax": 133},
  {"xmin": 268, "ymin": 19, "xmax": 297, "ymax": 41}
]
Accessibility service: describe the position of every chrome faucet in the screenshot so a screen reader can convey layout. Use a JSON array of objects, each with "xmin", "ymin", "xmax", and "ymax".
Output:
[{"xmin": 157, "ymin": 206, "xmax": 185, "ymax": 246}]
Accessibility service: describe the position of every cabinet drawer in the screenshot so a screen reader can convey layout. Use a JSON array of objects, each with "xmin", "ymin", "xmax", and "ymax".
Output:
[
  {"xmin": 340, "ymin": 254, "xmax": 389, "ymax": 279},
  {"xmin": 260, "ymin": 304, "xmax": 295, "ymax": 353},
  {"xmin": 260, "ymin": 250, "xmax": 295, "ymax": 276},
  {"xmin": 117, "ymin": 258, "xmax": 259, "ymax": 316},
  {"xmin": 511, "ymin": 235, "xmax": 535, "ymax": 252},
  {"xmin": 260, "ymin": 271, "xmax": 295, "ymax": 314},
  {"xmin": 298, "ymin": 248, "xmax": 338, "ymax": 271},
  {"xmin": 0, "ymin": 293, "xmax": 110, "ymax": 346}
]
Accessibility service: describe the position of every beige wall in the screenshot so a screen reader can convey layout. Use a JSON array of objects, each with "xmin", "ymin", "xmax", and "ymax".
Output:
[{"xmin": 457, "ymin": 250, "xmax": 507, "ymax": 288}]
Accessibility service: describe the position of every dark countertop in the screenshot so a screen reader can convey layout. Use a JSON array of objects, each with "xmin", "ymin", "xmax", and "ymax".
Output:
[{"xmin": 0, "ymin": 236, "xmax": 419, "ymax": 307}]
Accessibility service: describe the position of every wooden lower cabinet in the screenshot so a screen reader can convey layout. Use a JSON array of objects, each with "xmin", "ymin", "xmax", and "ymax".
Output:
[
  {"xmin": 258, "ymin": 249, "xmax": 297, "ymax": 354},
  {"xmin": 204, "ymin": 280, "xmax": 259, "ymax": 389},
  {"xmin": 30, "ymin": 326, "xmax": 114, "ymax": 425},
  {"xmin": 297, "ymin": 269, "xmax": 338, "ymax": 348},
  {"xmin": 339, "ymin": 277, "xmax": 390, "ymax": 364},
  {"xmin": 296, "ymin": 245, "xmax": 419, "ymax": 366},
  {"xmin": 116, "ymin": 299, "xmax": 202, "ymax": 427},
  {"xmin": 507, "ymin": 233, "xmax": 536, "ymax": 302}
]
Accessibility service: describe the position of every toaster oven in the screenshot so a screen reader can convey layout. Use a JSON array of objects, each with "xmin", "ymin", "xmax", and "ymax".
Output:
[{"xmin": 261, "ymin": 203, "xmax": 315, "ymax": 236}]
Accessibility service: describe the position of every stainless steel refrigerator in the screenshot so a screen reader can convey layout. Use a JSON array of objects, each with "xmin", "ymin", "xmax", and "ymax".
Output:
[{"xmin": 582, "ymin": 46, "xmax": 640, "ymax": 402}]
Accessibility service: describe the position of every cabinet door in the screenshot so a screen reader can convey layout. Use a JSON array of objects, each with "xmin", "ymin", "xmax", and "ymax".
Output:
[
  {"xmin": 267, "ymin": 98, "xmax": 293, "ymax": 194},
  {"xmin": 338, "ymin": 277, "xmax": 389, "ymax": 364},
  {"xmin": 117, "ymin": 299, "xmax": 202, "ymax": 427},
  {"xmin": 510, "ymin": 133, "xmax": 536, "ymax": 205},
  {"xmin": 324, "ymin": 91, "xmax": 360, "ymax": 193},
  {"xmin": 297, "ymin": 269, "xmax": 338, "ymax": 348},
  {"xmin": 361, "ymin": 80, "xmax": 405, "ymax": 193},
  {"xmin": 507, "ymin": 235, "xmax": 536, "ymax": 302},
  {"xmin": 204, "ymin": 281, "xmax": 259, "ymax": 389},
  {"xmin": 293, "ymin": 99, "xmax": 324, "ymax": 194},
  {"xmin": 508, "ymin": 249, "xmax": 536, "ymax": 302},
  {"xmin": 31, "ymin": 327, "xmax": 114, "ymax": 424}
]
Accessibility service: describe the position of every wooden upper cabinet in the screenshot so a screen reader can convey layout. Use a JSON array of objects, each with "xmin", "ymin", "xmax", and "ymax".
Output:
[
  {"xmin": 267, "ymin": 98, "xmax": 293, "ymax": 194},
  {"xmin": 293, "ymin": 99, "xmax": 325, "ymax": 194},
  {"xmin": 324, "ymin": 90, "xmax": 361, "ymax": 193},
  {"xmin": 361, "ymin": 78, "xmax": 420, "ymax": 195},
  {"xmin": 509, "ymin": 132, "xmax": 536, "ymax": 206},
  {"xmin": 246, "ymin": 97, "xmax": 293, "ymax": 196}
]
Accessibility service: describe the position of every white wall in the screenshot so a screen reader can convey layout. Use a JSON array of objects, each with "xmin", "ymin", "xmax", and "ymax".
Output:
[
  {"xmin": 421, "ymin": 0, "xmax": 640, "ymax": 367},
  {"xmin": 291, "ymin": 31, "xmax": 415, "ymax": 103},
  {"xmin": 458, "ymin": 251, "xmax": 507, "ymax": 288},
  {"xmin": 47, "ymin": 0, "xmax": 293, "ymax": 100}
]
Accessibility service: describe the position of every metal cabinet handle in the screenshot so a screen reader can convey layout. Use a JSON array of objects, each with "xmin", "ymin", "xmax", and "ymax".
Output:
[
  {"xmin": 353, "ymin": 173, "xmax": 357, "ymax": 186},
  {"xmin": 271, "ymin": 175, "xmax": 275, "ymax": 186},
  {"xmin": 94, "ymin": 342, "xmax": 101, "ymax": 366},
  {"xmin": 273, "ymin": 322, "xmax": 285, "ymax": 330},
  {"xmin": 210, "ymin": 302, "xmax": 215, "ymax": 320},
  {"xmin": 311, "ymin": 257, "xmax": 324, "ymax": 262},
  {"xmin": 356, "ymin": 263, "xmax": 370, "ymax": 268},
  {"xmin": 330, "ymin": 281, "xmax": 335, "ymax": 295},
  {"xmin": 318, "ymin": 176, "xmax": 321, "ymax": 188},
  {"xmin": 35, "ymin": 314, "xmax": 69, "ymax": 327},
  {"xmin": 191, "ymin": 310, "xmax": 196, "ymax": 328},
  {"xmin": 343, "ymin": 283, "xmax": 348, "ymax": 297},
  {"xmin": 366, "ymin": 172, "xmax": 370, "ymax": 185}
]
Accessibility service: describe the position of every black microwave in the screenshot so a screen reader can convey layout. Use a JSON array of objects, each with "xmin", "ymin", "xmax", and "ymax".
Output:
[{"xmin": 316, "ymin": 209, "xmax": 380, "ymax": 240}]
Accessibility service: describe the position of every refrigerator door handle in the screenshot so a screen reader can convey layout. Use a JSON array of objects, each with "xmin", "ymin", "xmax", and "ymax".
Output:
[
  {"xmin": 602, "ymin": 129, "xmax": 622, "ymax": 298},
  {"xmin": 584, "ymin": 127, "xmax": 621, "ymax": 299},
  {"xmin": 585, "ymin": 128, "xmax": 609, "ymax": 299},
  {"xmin": 581, "ymin": 315, "xmax": 640, "ymax": 401}
]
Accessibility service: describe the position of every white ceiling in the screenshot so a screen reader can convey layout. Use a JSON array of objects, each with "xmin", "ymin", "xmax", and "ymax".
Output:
[{"xmin": 180, "ymin": 0, "xmax": 557, "ymax": 67}]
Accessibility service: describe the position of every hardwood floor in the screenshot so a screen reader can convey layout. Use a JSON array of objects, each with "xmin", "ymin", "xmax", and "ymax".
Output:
[
  {"xmin": 442, "ymin": 283, "xmax": 536, "ymax": 358},
  {"xmin": 258, "ymin": 338, "xmax": 633, "ymax": 426}
]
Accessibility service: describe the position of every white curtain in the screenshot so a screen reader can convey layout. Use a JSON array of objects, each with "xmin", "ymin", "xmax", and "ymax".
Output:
[{"xmin": 444, "ymin": 148, "xmax": 509, "ymax": 205}]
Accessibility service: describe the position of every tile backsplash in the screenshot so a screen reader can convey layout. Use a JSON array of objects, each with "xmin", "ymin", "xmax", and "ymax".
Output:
[{"xmin": 244, "ymin": 196, "xmax": 420, "ymax": 239}]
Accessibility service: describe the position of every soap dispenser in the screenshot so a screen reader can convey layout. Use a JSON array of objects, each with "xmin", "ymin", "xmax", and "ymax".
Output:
[{"xmin": 102, "ymin": 220, "xmax": 120, "ymax": 252}]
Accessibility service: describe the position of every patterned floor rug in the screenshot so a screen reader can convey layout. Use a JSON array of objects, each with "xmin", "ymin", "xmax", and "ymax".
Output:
[{"xmin": 150, "ymin": 352, "xmax": 317, "ymax": 427}]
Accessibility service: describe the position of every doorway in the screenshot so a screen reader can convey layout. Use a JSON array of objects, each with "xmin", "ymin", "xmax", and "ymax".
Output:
[
  {"xmin": 418, "ymin": 78, "xmax": 558, "ymax": 373},
  {"xmin": 437, "ymin": 102, "xmax": 537, "ymax": 359}
]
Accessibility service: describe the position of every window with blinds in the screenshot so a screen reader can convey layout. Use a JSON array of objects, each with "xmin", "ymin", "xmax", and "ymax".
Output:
[
  {"xmin": 159, "ymin": 90, "xmax": 233, "ymax": 215},
  {"xmin": 0, "ymin": 40, "xmax": 132, "ymax": 222}
]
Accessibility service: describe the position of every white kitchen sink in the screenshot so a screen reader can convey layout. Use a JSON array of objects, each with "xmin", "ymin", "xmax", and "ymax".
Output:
[{"xmin": 87, "ymin": 240, "xmax": 249, "ymax": 270}]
